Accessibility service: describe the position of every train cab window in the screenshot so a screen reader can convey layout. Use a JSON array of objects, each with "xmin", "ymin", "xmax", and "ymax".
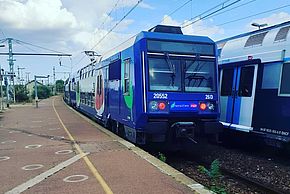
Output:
[
  {"xmin": 184, "ymin": 60, "xmax": 215, "ymax": 92},
  {"xmin": 148, "ymin": 58, "xmax": 181, "ymax": 91},
  {"xmin": 221, "ymin": 68, "xmax": 234, "ymax": 96},
  {"xmin": 123, "ymin": 58, "xmax": 130, "ymax": 95},
  {"xmin": 279, "ymin": 63, "xmax": 290, "ymax": 96},
  {"xmin": 238, "ymin": 66, "xmax": 254, "ymax": 97}
]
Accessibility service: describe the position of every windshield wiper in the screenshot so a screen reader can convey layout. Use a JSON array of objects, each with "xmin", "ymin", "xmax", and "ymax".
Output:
[
  {"xmin": 164, "ymin": 52, "xmax": 176, "ymax": 87},
  {"xmin": 186, "ymin": 60, "xmax": 206, "ymax": 87}
]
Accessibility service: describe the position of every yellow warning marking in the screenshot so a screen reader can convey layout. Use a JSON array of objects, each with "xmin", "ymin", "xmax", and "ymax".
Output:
[{"xmin": 52, "ymin": 97, "xmax": 113, "ymax": 194}]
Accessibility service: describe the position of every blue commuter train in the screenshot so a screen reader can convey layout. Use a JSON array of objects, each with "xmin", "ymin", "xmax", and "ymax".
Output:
[
  {"xmin": 64, "ymin": 25, "xmax": 222, "ymax": 145},
  {"xmin": 217, "ymin": 21, "xmax": 290, "ymax": 147}
]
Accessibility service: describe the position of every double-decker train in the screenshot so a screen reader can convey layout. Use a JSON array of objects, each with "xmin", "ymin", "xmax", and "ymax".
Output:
[
  {"xmin": 64, "ymin": 25, "xmax": 222, "ymax": 146},
  {"xmin": 217, "ymin": 21, "xmax": 290, "ymax": 147}
]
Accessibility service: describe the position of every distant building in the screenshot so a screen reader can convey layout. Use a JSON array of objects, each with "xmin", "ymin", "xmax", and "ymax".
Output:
[{"xmin": 25, "ymin": 80, "xmax": 43, "ymax": 97}]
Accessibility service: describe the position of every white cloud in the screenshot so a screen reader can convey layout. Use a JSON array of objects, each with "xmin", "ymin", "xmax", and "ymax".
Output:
[
  {"xmin": 161, "ymin": 15, "xmax": 180, "ymax": 26},
  {"xmin": 248, "ymin": 12, "xmax": 290, "ymax": 30},
  {"xmin": 0, "ymin": 0, "xmax": 77, "ymax": 30},
  {"xmin": 161, "ymin": 15, "xmax": 224, "ymax": 38},
  {"xmin": 0, "ymin": 0, "xmax": 153, "ymax": 73}
]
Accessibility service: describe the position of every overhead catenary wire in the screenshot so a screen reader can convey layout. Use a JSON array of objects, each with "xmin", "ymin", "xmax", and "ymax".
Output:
[
  {"xmin": 90, "ymin": 0, "xmax": 143, "ymax": 51},
  {"xmin": 72, "ymin": 0, "xmax": 143, "ymax": 68},
  {"xmin": 71, "ymin": 0, "xmax": 122, "ymax": 65},
  {"xmin": 0, "ymin": 28, "xmax": 7, "ymax": 40},
  {"xmin": 160, "ymin": 0, "xmax": 192, "ymax": 24},
  {"xmin": 181, "ymin": 0, "xmax": 242, "ymax": 28},
  {"xmin": 216, "ymin": 4, "xmax": 290, "ymax": 27},
  {"xmin": 101, "ymin": 0, "xmax": 240, "ymax": 57},
  {"xmin": 192, "ymin": 3, "xmax": 290, "ymax": 35},
  {"xmin": 202, "ymin": 0, "xmax": 257, "ymax": 21},
  {"xmin": 98, "ymin": 0, "xmax": 122, "ymax": 30},
  {"xmin": 102, "ymin": 0, "xmax": 196, "ymax": 57},
  {"xmin": 14, "ymin": 39, "xmax": 67, "ymax": 54},
  {"xmin": 14, "ymin": 40, "xmax": 39, "ymax": 53}
]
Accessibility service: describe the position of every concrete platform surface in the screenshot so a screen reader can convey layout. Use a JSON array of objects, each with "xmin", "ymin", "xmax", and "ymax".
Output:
[{"xmin": 0, "ymin": 96, "xmax": 210, "ymax": 194}]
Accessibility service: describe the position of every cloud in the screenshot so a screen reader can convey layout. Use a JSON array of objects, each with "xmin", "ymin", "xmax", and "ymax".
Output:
[
  {"xmin": 161, "ymin": 15, "xmax": 180, "ymax": 26},
  {"xmin": 161, "ymin": 15, "xmax": 224, "ymax": 38},
  {"xmin": 0, "ymin": 0, "xmax": 77, "ymax": 30},
  {"xmin": 248, "ymin": 12, "xmax": 290, "ymax": 30},
  {"xmin": 0, "ymin": 0, "xmax": 153, "ymax": 72}
]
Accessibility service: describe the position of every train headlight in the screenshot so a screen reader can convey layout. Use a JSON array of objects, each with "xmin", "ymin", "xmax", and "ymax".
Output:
[
  {"xmin": 149, "ymin": 101, "xmax": 168, "ymax": 113},
  {"xmin": 158, "ymin": 102, "xmax": 166, "ymax": 110},
  {"xmin": 199, "ymin": 102, "xmax": 207, "ymax": 111}
]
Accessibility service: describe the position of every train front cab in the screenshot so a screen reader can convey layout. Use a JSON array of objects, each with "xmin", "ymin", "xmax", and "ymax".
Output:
[{"xmin": 135, "ymin": 34, "xmax": 223, "ymax": 144}]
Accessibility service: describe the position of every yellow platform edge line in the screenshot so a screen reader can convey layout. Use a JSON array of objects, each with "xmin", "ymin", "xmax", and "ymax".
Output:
[{"xmin": 52, "ymin": 97, "xmax": 113, "ymax": 194}]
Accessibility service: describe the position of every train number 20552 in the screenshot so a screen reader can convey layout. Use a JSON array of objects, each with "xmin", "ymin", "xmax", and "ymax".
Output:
[{"xmin": 153, "ymin": 93, "xmax": 168, "ymax": 99}]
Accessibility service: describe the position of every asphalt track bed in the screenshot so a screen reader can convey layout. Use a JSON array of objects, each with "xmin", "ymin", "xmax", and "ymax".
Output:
[{"xmin": 0, "ymin": 97, "xmax": 210, "ymax": 194}]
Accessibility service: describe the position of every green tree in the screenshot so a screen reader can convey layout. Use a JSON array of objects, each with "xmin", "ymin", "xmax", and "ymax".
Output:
[
  {"xmin": 55, "ymin": 80, "xmax": 64, "ymax": 93},
  {"xmin": 15, "ymin": 85, "xmax": 29, "ymax": 102},
  {"xmin": 31, "ymin": 85, "xmax": 52, "ymax": 99}
]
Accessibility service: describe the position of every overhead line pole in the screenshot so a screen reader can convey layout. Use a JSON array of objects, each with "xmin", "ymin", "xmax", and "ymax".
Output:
[{"xmin": 7, "ymin": 38, "xmax": 16, "ymax": 103}]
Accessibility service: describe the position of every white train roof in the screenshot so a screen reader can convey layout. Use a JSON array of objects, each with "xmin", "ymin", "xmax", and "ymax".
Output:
[{"xmin": 217, "ymin": 21, "xmax": 290, "ymax": 64}]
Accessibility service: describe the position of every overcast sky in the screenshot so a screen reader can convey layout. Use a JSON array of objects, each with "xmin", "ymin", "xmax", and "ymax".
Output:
[{"xmin": 0, "ymin": 0, "xmax": 290, "ymax": 82}]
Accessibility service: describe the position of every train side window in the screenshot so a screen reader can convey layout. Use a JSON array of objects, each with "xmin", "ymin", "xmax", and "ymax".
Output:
[
  {"xmin": 262, "ymin": 63, "xmax": 281, "ymax": 89},
  {"xmin": 96, "ymin": 75, "xmax": 100, "ymax": 95},
  {"xmin": 100, "ymin": 75, "xmax": 103, "ymax": 94},
  {"xmin": 221, "ymin": 68, "xmax": 234, "ymax": 96},
  {"xmin": 123, "ymin": 58, "xmax": 130, "ymax": 95},
  {"xmin": 92, "ymin": 83, "xmax": 95, "ymax": 93},
  {"xmin": 109, "ymin": 59, "xmax": 121, "ymax": 80},
  {"xmin": 238, "ymin": 66, "xmax": 254, "ymax": 97},
  {"xmin": 279, "ymin": 63, "xmax": 290, "ymax": 96}
]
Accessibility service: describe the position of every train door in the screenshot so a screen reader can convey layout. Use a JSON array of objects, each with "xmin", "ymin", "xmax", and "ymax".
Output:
[{"xmin": 220, "ymin": 64, "xmax": 258, "ymax": 131}]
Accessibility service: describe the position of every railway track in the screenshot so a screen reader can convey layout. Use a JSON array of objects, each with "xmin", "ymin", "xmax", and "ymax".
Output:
[
  {"xmin": 147, "ymin": 141, "xmax": 290, "ymax": 194},
  {"xmin": 220, "ymin": 166, "xmax": 286, "ymax": 194},
  {"xmin": 165, "ymin": 154, "xmax": 286, "ymax": 194}
]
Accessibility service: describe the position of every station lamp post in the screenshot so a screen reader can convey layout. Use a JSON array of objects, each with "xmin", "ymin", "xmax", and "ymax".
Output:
[
  {"xmin": 251, "ymin": 22, "xmax": 268, "ymax": 30},
  {"xmin": 34, "ymin": 75, "xmax": 49, "ymax": 108}
]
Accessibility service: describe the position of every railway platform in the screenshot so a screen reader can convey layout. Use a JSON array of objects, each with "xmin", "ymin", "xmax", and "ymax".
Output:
[{"xmin": 0, "ymin": 96, "xmax": 210, "ymax": 194}]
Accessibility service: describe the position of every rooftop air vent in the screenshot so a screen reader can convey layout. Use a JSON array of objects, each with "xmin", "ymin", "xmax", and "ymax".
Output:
[
  {"xmin": 148, "ymin": 25, "xmax": 183, "ymax": 34},
  {"xmin": 274, "ymin": 26, "xmax": 290, "ymax": 42},
  {"xmin": 244, "ymin": 32, "xmax": 268, "ymax": 47}
]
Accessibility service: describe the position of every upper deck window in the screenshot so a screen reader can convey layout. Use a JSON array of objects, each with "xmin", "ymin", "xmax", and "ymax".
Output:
[
  {"xmin": 274, "ymin": 26, "xmax": 290, "ymax": 42},
  {"xmin": 244, "ymin": 32, "xmax": 268, "ymax": 47},
  {"xmin": 147, "ymin": 40, "xmax": 214, "ymax": 56}
]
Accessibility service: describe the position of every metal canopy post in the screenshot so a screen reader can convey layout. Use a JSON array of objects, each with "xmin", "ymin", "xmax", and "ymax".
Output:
[{"xmin": 34, "ymin": 75, "xmax": 49, "ymax": 108}]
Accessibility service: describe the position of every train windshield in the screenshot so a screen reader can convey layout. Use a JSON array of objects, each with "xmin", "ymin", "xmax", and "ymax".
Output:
[{"xmin": 147, "ymin": 40, "xmax": 216, "ymax": 92}]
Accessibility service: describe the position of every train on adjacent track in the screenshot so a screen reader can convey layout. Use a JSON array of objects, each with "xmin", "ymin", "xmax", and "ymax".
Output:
[
  {"xmin": 217, "ymin": 21, "xmax": 290, "ymax": 147},
  {"xmin": 64, "ymin": 25, "xmax": 222, "ymax": 147}
]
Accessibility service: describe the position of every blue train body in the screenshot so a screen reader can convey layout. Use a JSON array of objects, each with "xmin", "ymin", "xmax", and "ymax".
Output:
[{"xmin": 64, "ymin": 25, "xmax": 222, "ymax": 145}]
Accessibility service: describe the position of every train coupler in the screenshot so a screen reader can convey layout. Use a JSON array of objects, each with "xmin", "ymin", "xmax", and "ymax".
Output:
[{"xmin": 171, "ymin": 122, "xmax": 197, "ymax": 143}]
